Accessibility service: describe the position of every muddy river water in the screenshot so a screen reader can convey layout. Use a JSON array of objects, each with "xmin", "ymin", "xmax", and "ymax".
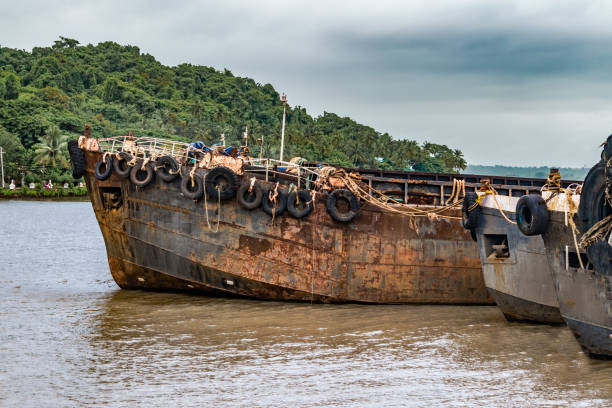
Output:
[{"xmin": 1, "ymin": 201, "xmax": 611, "ymax": 407}]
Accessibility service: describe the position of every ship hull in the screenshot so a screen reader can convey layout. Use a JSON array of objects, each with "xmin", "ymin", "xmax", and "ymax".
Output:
[
  {"xmin": 84, "ymin": 151, "xmax": 493, "ymax": 304},
  {"xmin": 542, "ymin": 210, "xmax": 612, "ymax": 358},
  {"xmin": 475, "ymin": 199, "xmax": 562, "ymax": 323}
]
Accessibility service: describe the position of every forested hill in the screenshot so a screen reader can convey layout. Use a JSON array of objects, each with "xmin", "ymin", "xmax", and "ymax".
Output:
[
  {"xmin": 0, "ymin": 37, "xmax": 466, "ymax": 183},
  {"xmin": 464, "ymin": 165, "xmax": 590, "ymax": 181}
]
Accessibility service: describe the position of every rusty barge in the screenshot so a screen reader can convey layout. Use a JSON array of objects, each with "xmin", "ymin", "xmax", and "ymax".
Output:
[{"xmin": 71, "ymin": 128, "xmax": 561, "ymax": 304}]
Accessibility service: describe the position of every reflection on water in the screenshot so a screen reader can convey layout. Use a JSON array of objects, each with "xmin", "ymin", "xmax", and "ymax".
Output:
[{"xmin": 1, "ymin": 201, "xmax": 611, "ymax": 407}]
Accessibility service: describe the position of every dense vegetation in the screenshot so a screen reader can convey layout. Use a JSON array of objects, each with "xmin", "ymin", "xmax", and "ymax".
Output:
[
  {"xmin": 0, "ymin": 37, "xmax": 467, "ymax": 184},
  {"xmin": 464, "ymin": 165, "xmax": 590, "ymax": 181}
]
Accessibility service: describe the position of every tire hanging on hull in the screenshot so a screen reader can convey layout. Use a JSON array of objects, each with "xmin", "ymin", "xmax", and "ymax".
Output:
[
  {"xmin": 95, "ymin": 156, "xmax": 113, "ymax": 180},
  {"xmin": 130, "ymin": 161, "xmax": 155, "ymax": 187},
  {"xmin": 68, "ymin": 140, "xmax": 85, "ymax": 179},
  {"xmin": 326, "ymin": 189, "xmax": 359, "ymax": 222},
  {"xmin": 237, "ymin": 181, "xmax": 263, "ymax": 210},
  {"xmin": 113, "ymin": 152, "xmax": 133, "ymax": 178}
]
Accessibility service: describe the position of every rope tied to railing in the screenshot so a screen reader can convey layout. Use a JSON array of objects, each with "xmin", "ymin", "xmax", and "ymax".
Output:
[
  {"xmin": 189, "ymin": 166, "xmax": 196, "ymax": 188},
  {"xmin": 269, "ymin": 182, "xmax": 279, "ymax": 224},
  {"xmin": 287, "ymin": 183, "xmax": 298, "ymax": 204},
  {"xmin": 308, "ymin": 190, "xmax": 317, "ymax": 208},
  {"xmin": 102, "ymin": 152, "xmax": 110, "ymax": 164},
  {"xmin": 169, "ymin": 162, "xmax": 182, "ymax": 176},
  {"xmin": 470, "ymin": 179, "xmax": 517, "ymax": 225},
  {"xmin": 248, "ymin": 177, "xmax": 256, "ymax": 193},
  {"xmin": 546, "ymin": 168, "xmax": 562, "ymax": 193},
  {"xmin": 335, "ymin": 170, "xmax": 463, "ymax": 220},
  {"xmin": 140, "ymin": 157, "xmax": 150, "ymax": 171},
  {"xmin": 445, "ymin": 179, "xmax": 465, "ymax": 205},
  {"xmin": 563, "ymin": 187, "xmax": 586, "ymax": 270}
]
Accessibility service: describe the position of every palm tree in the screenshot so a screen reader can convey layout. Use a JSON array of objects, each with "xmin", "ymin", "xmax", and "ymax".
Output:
[{"xmin": 33, "ymin": 126, "xmax": 69, "ymax": 168}]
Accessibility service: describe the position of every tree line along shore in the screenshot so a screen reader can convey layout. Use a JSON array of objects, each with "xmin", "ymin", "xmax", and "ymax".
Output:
[{"xmin": 0, "ymin": 37, "xmax": 467, "ymax": 190}]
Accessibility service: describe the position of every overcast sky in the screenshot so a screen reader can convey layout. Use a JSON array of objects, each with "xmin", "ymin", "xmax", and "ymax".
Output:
[{"xmin": 2, "ymin": 0, "xmax": 612, "ymax": 167}]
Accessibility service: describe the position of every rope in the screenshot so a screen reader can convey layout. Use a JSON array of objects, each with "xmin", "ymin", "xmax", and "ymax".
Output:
[
  {"xmin": 287, "ymin": 183, "xmax": 298, "ymax": 204},
  {"xmin": 169, "ymin": 162, "xmax": 182, "ymax": 176},
  {"xmin": 269, "ymin": 182, "xmax": 279, "ymax": 224},
  {"xmin": 102, "ymin": 152, "xmax": 110, "ymax": 164},
  {"xmin": 580, "ymin": 215, "xmax": 612, "ymax": 249},
  {"xmin": 189, "ymin": 166, "xmax": 196, "ymax": 188},
  {"xmin": 140, "ymin": 157, "xmax": 150, "ymax": 171},
  {"xmin": 203, "ymin": 172, "xmax": 212, "ymax": 230},
  {"xmin": 248, "ymin": 177, "xmax": 256, "ymax": 193},
  {"xmin": 445, "ymin": 179, "xmax": 465, "ymax": 205},
  {"xmin": 307, "ymin": 190, "xmax": 317, "ymax": 207},
  {"xmin": 563, "ymin": 188, "xmax": 585, "ymax": 269},
  {"xmin": 470, "ymin": 180, "xmax": 516, "ymax": 225},
  {"xmin": 335, "ymin": 171, "xmax": 463, "ymax": 220},
  {"xmin": 546, "ymin": 169, "xmax": 562, "ymax": 192}
]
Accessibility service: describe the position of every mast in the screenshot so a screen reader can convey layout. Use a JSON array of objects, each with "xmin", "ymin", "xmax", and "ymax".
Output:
[{"xmin": 280, "ymin": 93, "xmax": 287, "ymax": 162}]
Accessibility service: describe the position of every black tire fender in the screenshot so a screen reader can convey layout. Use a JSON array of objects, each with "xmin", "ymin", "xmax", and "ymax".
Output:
[
  {"xmin": 237, "ymin": 181, "xmax": 263, "ymax": 210},
  {"xmin": 287, "ymin": 190, "xmax": 314, "ymax": 219},
  {"xmin": 263, "ymin": 187, "xmax": 287, "ymax": 216},
  {"xmin": 113, "ymin": 152, "xmax": 133, "ymax": 178},
  {"xmin": 205, "ymin": 166, "xmax": 238, "ymax": 201},
  {"xmin": 180, "ymin": 171, "xmax": 204, "ymax": 200},
  {"xmin": 461, "ymin": 192, "xmax": 480, "ymax": 230},
  {"xmin": 326, "ymin": 189, "xmax": 359, "ymax": 223},
  {"xmin": 516, "ymin": 194, "xmax": 549, "ymax": 236},
  {"xmin": 68, "ymin": 140, "xmax": 85, "ymax": 179},
  {"xmin": 129, "ymin": 161, "xmax": 155, "ymax": 187},
  {"xmin": 156, "ymin": 155, "xmax": 179, "ymax": 183},
  {"xmin": 577, "ymin": 161, "xmax": 612, "ymax": 270},
  {"xmin": 578, "ymin": 162, "xmax": 611, "ymax": 234},
  {"xmin": 94, "ymin": 156, "xmax": 113, "ymax": 180}
]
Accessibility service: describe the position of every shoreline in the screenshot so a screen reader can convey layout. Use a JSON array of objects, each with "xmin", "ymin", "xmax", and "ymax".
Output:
[{"xmin": 0, "ymin": 195, "xmax": 90, "ymax": 202}]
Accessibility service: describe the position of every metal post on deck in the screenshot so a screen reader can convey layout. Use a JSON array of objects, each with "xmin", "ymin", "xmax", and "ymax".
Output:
[
  {"xmin": 404, "ymin": 181, "xmax": 408, "ymax": 204},
  {"xmin": 265, "ymin": 158, "xmax": 269, "ymax": 182},
  {"xmin": 0, "ymin": 146, "xmax": 5, "ymax": 188}
]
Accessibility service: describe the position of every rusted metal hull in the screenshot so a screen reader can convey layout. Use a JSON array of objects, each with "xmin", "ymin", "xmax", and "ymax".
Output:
[
  {"xmin": 475, "ymin": 197, "xmax": 562, "ymax": 323},
  {"xmin": 542, "ymin": 210, "xmax": 612, "ymax": 358},
  {"xmin": 84, "ymin": 151, "xmax": 493, "ymax": 304}
]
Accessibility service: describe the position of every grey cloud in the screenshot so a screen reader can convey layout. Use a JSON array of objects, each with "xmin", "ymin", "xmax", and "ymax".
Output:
[{"xmin": 1, "ymin": 0, "xmax": 612, "ymax": 166}]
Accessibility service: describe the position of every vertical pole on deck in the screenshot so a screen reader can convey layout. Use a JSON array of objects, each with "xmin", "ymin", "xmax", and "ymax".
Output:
[
  {"xmin": 0, "ymin": 146, "xmax": 5, "ymax": 188},
  {"xmin": 280, "ymin": 93, "xmax": 287, "ymax": 162},
  {"xmin": 404, "ymin": 181, "xmax": 408, "ymax": 204}
]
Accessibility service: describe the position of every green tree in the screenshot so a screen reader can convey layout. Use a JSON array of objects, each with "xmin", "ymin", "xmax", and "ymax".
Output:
[
  {"xmin": 33, "ymin": 125, "xmax": 69, "ymax": 168},
  {"xmin": 4, "ymin": 73, "xmax": 19, "ymax": 100}
]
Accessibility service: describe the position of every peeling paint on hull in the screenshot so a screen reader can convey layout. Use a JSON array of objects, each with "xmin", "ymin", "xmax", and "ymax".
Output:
[{"xmin": 84, "ymin": 151, "xmax": 493, "ymax": 304}]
